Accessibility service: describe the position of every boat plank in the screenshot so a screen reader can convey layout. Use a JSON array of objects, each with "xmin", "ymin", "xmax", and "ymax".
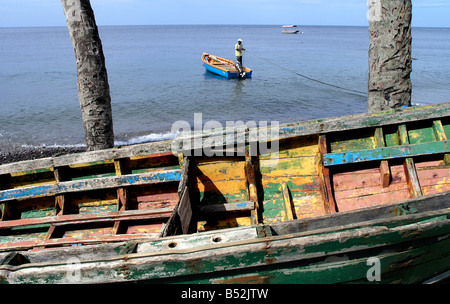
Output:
[
  {"xmin": 260, "ymin": 156, "xmax": 318, "ymax": 177},
  {"xmin": 0, "ymin": 170, "xmax": 181, "ymax": 202},
  {"xmin": 197, "ymin": 216, "xmax": 252, "ymax": 232},
  {"xmin": 0, "ymin": 207, "xmax": 174, "ymax": 230},
  {"xmin": 0, "ymin": 141, "xmax": 173, "ymax": 176},
  {"xmin": 0, "ymin": 233, "xmax": 158, "ymax": 252},
  {"xmin": 197, "ymin": 201, "xmax": 255, "ymax": 214},
  {"xmin": 323, "ymin": 140, "xmax": 450, "ymax": 166},
  {"xmin": 195, "ymin": 160, "xmax": 246, "ymax": 182},
  {"xmin": 335, "ymin": 189, "xmax": 412, "ymax": 212},
  {"xmin": 334, "ymin": 164, "xmax": 407, "ymax": 190},
  {"xmin": 259, "ymin": 135, "xmax": 318, "ymax": 159},
  {"xmin": 292, "ymin": 194, "xmax": 327, "ymax": 219}
]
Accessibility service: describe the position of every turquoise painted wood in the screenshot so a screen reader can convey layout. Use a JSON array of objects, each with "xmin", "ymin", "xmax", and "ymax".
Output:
[{"xmin": 323, "ymin": 140, "xmax": 450, "ymax": 166}]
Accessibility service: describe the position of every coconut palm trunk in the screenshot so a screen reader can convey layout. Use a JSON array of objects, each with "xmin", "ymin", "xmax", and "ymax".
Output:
[
  {"xmin": 61, "ymin": 0, "xmax": 114, "ymax": 151},
  {"xmin": 367, "ymin": 0, "xmax": 412, "ymax": 113}
]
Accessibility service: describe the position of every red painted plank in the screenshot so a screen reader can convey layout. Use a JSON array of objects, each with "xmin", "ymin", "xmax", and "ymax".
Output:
[{"xmin": 0, "ymin": 208, "xmax": 173, "ymax": 230}]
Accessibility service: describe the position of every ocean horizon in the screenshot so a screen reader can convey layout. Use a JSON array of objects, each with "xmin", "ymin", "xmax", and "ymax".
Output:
[{"xmin": 1, "ymin": 25, "xmax": 449, "ymax": 150}]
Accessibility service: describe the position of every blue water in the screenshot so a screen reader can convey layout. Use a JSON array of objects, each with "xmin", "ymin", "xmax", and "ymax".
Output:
[{"xmin": 0, "ymin": 25, "xmax": 449, "ymax": 150}]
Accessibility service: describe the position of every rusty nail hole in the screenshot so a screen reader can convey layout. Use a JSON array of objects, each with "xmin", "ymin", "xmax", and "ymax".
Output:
[
  {"xmin": 168, "ymin": 242, "xmax": 177, "ymax": 248},
  {"xmin": 212, "ymin": 236, "xmax": 222, "ymax": 243}
]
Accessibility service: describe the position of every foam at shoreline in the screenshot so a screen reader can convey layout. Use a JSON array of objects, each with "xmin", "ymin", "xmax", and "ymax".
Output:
[{"xmin": 0, "ymin": 131, "xmax": 179, "ymax": 165}]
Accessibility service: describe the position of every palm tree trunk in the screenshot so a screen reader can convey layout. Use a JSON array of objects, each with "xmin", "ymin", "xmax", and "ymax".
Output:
[
  {"xmin": 61, "ymin": 0, "xmax": 114, "ymax": 151},
  {"xmin": 368, "ymin": 0, "xmax": 412, "ymax": 113}
]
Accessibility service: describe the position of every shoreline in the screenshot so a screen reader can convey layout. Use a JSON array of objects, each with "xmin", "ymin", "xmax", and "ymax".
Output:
[{"xmin": 0, "ymin": 146, "xmax": 86, "ymax": 165}]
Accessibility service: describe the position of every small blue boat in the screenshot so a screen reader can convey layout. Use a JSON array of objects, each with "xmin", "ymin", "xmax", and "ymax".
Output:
[{"xmin": 202, "ymin": 53, "xmax": 252, "ymax": 79}]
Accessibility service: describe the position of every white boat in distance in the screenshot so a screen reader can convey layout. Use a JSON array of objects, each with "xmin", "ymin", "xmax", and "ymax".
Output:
[{"xmin": 282, "ymin": 25, "xmax": 300, "ymax": 34}]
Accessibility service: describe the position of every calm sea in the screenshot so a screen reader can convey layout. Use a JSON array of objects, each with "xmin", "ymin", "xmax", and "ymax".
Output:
[{"xmin": 0, "ymin": 25, "xmax": 449, "ymax": 150}]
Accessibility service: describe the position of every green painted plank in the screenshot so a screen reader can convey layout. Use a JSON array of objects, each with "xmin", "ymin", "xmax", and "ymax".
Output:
[
  {"xmin": 408, "ymin": 127, "xmax": 435, "ymax": 144},
  {"xmin": 323, "ymin": 140, "xmax": 450, "ymax": 166},
  {"xmin": 329, "ymin": 131, "xmax": 375, "ymax": 153}
]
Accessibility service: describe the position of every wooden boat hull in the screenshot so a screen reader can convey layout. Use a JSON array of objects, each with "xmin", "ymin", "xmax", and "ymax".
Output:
[
  {"xmin": 1, "ymin": 192, "xmax": 449, "ymax": 284},
  {"xmin": 202, "ymin": 53, "xmax": 252, "ymax": 79},
  {"xmin": 1, "ymin": 102, "xmax": 450, "ymax": 284}
]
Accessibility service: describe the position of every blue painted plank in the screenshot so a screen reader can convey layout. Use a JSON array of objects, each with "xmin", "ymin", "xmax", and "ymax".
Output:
[
  {"xmin": 323, "ymin": 140, "xmax": 450, "ymax": 166},
  {"xmin": 0, "ymin": 170, "xmax": 181, "ymax": 202}
]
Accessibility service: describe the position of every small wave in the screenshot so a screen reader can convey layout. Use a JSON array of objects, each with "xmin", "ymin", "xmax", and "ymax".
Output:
[
  {"xmin": 18, "ymin": 132, "xmax": 179, "ymax": 150},
  {"xmin": 114, "ymin": 131, "xmax": 179, "ymax": 146},
  {"xmin": 411, "ymin": 102, "xmax": 430, "ymax": 107},
  {"xmin": 21, "ymin": 143, "xmax": 87, "ymax": 149}
]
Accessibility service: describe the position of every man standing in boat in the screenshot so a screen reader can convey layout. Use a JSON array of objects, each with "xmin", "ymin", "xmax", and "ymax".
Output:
[{"xmin": 235, "ymin": 39, "xmax": 246, "ymax": 66}]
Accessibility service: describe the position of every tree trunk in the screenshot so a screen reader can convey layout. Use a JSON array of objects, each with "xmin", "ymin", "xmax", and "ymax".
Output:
[
  {"xmin": 61, "ymin": 0, "xmax": 114, "ymax": 151},
  {"xmin": 367, "ymin": 0, "xmax": 412, "ymax": 113}
]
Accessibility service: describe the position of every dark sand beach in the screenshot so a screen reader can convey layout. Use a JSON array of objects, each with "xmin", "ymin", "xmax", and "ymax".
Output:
[{"xmin": 0, "ymin": 146, "xmax": 86, "ymax": 165}]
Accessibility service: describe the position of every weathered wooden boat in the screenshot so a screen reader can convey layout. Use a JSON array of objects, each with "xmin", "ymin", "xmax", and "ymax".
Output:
[
  {"xmin": 1, "ymin": 102, "xmax": 450, "ymax": 284},
  {"xmin": 202, "ymin": 53, "xmax": 252, "ymax": 79}
]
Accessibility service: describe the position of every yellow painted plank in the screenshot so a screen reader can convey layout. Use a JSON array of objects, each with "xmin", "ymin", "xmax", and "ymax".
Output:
[
  {"xmin": 13, "ymin": 180, "xmax": 57, "ymax": 189},
  {"xmin": 196, "ymin": 179, "xmax": 248, "ymax": 199},
  {"xmin": 196, "ymin": 160, "xmax": 246, "ymax": 182},
  {"xmin": 197, "ymin": 216, "xmax": 252, "ymax": 231},
  {"xmin": 10, "ymin": 168, "xmax": 54, "ymax": 177},
  {"xmin": 259, "ymin": 136, "xmax": 319, "ymax": 160},
  {"xmin": 260, "ymin": 156, "xmax": 318, "ymax": 177},
  {"xmin": 262, "ymin": 175, "xmax": 320, "ymax": 188},
  {"xmin": 292, "ymin": 194, "xmax": 327, "ymax": 219},
  {"xmin": 69, "ymin": 160, "xmax": 114, "ymax": 168},
  {"xmin": 78, "ymin": 199, "xmax": 118, "ymax": 208}
]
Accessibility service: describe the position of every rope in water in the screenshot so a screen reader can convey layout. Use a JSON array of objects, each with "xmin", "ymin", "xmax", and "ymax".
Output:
[{"xmin": 245, "ymin": 50, "xmax": 368, "ymax": 97}]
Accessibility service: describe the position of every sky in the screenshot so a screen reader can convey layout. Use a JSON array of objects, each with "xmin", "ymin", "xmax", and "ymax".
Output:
[{"xmin": 0, "ymin": 0, "xmax": 449, "ymax": 28}]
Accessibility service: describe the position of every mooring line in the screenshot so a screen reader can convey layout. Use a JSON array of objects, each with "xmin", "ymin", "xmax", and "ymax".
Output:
[{"xmin": 246, "ymin": 51, "xmax": 368, "ymax": 97}]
